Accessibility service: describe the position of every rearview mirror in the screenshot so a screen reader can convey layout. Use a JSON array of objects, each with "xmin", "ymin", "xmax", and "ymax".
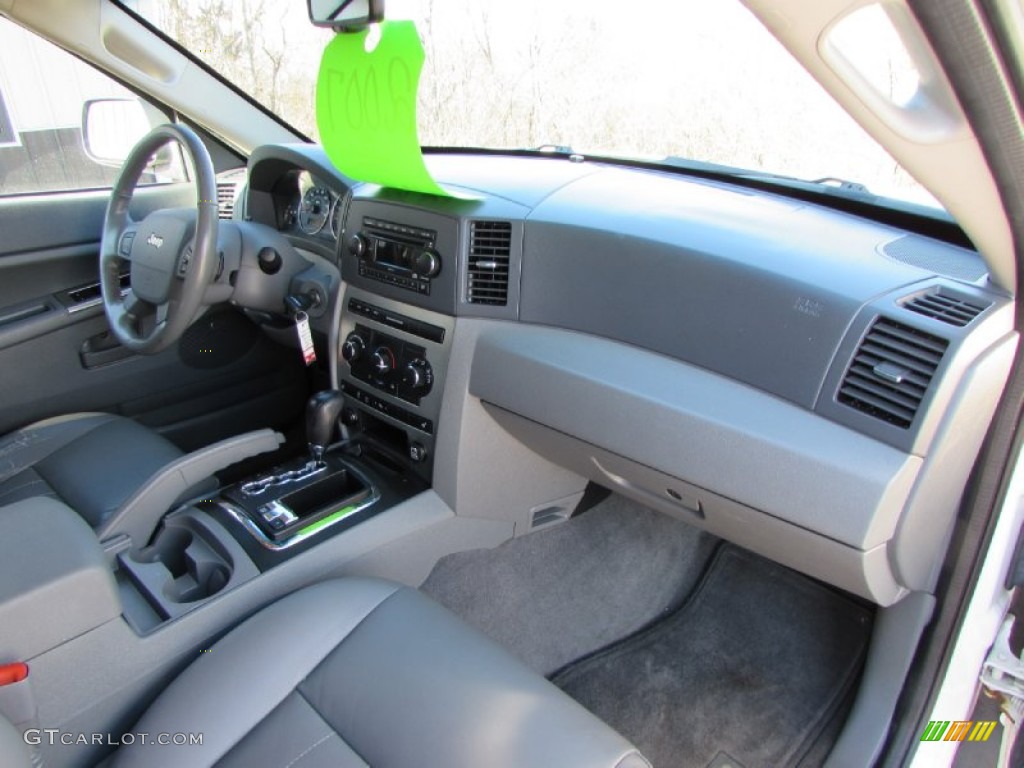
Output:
[
  {"xmin": 82, "ymin": 98, "xmax": 150, "ymax": 166},
  {"xmin": 308, "ymin": 0, "xmax": 384, "ymax": 30}
]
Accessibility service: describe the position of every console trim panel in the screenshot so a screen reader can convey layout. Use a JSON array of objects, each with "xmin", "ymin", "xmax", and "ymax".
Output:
[{"xmin": 219, "ymin": 462, "xmax": 381, "ymax": 551}]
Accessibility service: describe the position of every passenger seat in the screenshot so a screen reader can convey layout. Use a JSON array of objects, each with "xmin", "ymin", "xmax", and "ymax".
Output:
[{"xmin": 5, "ymin": 578, "xmax": 651, "ymax": 767}]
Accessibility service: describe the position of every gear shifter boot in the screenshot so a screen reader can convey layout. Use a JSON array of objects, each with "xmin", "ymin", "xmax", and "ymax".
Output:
[{"xmin": 306, "ymin": 390, "xmax": 346, "ymax": 464}]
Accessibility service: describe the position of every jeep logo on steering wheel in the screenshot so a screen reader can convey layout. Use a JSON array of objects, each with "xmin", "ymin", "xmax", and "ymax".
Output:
[{"xmin": 146, "ymin": 233, "xmax": 164, "ymax": 249}]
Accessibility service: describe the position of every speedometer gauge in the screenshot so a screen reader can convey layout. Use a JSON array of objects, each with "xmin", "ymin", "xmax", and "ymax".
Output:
[{"xmin": 298, "ymin": 187, "xmax": 331, "ymax": 235}]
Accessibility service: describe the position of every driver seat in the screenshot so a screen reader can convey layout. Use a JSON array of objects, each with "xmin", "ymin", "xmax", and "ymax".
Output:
[{"xmin": 0, "ymin": 412, "xmax": 186, "ymax": 528}]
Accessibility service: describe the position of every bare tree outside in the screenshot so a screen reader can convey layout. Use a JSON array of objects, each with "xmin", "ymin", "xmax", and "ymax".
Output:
[
  {"xmin": 134, "ymin": 0, "xmax": 935, "ymax": 207},
  {"xmin": 149, "ymin": 0, "xmax": 331, "ymax": 139}
]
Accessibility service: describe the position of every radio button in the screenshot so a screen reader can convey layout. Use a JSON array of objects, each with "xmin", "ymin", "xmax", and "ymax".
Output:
[
  {"xmin": 414, "ymin": 248, "xmax": 441, "ymax": 278},
  {"xmin": 347, "ymin": 233, "xmax": 369, "ymax": 259}
]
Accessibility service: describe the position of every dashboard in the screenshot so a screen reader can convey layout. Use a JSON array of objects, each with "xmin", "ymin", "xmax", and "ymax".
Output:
[{"xmin": 238, "ymin": 142, "xmax": 1017, "ymax": 608}]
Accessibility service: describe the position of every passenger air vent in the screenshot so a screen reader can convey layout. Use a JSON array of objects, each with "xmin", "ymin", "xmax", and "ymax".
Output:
[
  {"xmin": 837, "ymin": 318, "xmax": 948, "ymax": 429},
  {"xmin": 902, "ymin": 291, "xmax": 990, "ymax": 327},
  {"xmin": 467, "ymin": 221, "xmax": 512, "ymax": 306},
  {"xmin": 216, "ymin": 183, "xmax": 238, "ymax": 220}
]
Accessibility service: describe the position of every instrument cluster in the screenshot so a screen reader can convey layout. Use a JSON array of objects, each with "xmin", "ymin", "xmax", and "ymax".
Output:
[{"xmin": 279, "ymin": 170, "xmax": 344, "ymax": 243}]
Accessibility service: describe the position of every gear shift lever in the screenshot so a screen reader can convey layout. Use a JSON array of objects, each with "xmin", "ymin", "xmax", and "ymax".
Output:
[
  {"xmin": 306, "ymin": 390, "xmax": 345, "ymax": 466},
  {"xmin": 239, "ymin": 390, "xmax": 346, "ymax": 497}
]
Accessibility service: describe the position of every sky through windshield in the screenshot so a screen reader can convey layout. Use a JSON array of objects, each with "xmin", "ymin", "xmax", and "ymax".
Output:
[{"xmin": 128, "ymin": 0, "xmax": 942, "ymax": 209}]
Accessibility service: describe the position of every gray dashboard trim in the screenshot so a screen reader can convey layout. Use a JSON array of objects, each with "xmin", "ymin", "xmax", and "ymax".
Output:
[
  {"xmin": 469, "ymin": 323, "xmax": 921, "ymax": 551},
  {"xmin": 824, "ymin": 591, "xmax": 935, "ymax": 768},
  {"xmin": 519, "ymin": 166, "xmax": 943, "ymax": 410},
  {"xmin": 889, "ymin": 333, "xmax": 1017, "ymax": 591},
  {"xmin": 485, "ymin": 403, "xmax": 905, "ymax": 604}
]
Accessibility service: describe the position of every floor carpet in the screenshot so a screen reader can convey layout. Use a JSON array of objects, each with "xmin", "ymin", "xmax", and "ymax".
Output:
[
  {"xmin": 422, "ymin": 493, "xmax": 718, "ymax": 676},
  {"xmin": 552, "ymin": 544, "xmax": 873, "ymax": 768}
]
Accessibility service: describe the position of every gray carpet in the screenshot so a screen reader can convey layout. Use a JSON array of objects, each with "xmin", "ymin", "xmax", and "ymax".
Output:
[
  {"xmin": 421, "ymin": 493, "xmax": 718, "ymax": 676},
  {"xmin": 552, "ymin": 544, "xmax": 873, "ymax": 768}
]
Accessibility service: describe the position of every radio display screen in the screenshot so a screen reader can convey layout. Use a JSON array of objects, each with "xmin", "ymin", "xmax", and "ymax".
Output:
[{"xmin": 374, "ymin": 238, "xmax": 415, "ymax": 270}]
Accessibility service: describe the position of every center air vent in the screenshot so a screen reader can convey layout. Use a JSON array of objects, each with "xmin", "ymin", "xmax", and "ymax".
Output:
[
  {"xmin": 903, "ymin": 291, "xmax": 990, "ymax": 327},
  {"xmin": 216, "ymin": 183, "xmax": 238, "ymax": 220},
  {"xmin": 467, "ymin": 221, "xmax": 512, "ymax": 306},
  {"xmin": 838, "ymin": 318, "xmax": 948, "ymax": 429}
]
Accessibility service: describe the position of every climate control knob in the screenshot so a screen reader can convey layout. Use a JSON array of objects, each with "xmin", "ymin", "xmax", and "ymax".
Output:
[
  {"xmin": 347, "ymin": 233, "xmax": 369, "ymax": 260},
  {"xmin": 341, "ymin": 333, "xmax": 365, "ymax": 363},
  {"xmin": 370, "ymin": 346, "xmax": 396, "ymax": 375},
  {"xmin": 402, "ymin": 358, "xmax": 434, "ymax": 393},
  {"xmin": 413, "ymin": 248, "xmax": 441, "ymax": 278}
]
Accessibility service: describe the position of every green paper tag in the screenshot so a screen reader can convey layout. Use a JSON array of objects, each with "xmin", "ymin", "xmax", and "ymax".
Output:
[{"xmin": 315, "ymin": 21, "xmax": 455, "ymax": 198}]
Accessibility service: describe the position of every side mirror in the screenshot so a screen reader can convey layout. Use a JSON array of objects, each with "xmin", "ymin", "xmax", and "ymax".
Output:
[
  {"xmin": 308, "ymin": 0, "xmax": 384, "ymax": 31},
  {"xmin": 81, "ymin": 98, "xmax": 150, "ymax": 166}
]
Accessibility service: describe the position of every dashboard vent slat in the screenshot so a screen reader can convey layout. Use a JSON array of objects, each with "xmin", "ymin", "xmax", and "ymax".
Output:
[
  {"xmin": 216, "ymin": 183, "xmax": 237, "ymax": 220},
  {"xmin": 837, "ymin": 318, "xmax": 949, "ymax": 429},
  {"xmin": 902, "ymin": 291, "xmax": 990, "ymax": 327},
  {"xmin": 467, "ymin": 221, "xmax": 512, "ymax": 306}
]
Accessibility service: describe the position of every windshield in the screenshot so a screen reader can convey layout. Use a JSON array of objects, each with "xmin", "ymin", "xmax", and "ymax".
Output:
[{"xmin": 128, "ymin": 0, "xmax": 944, "ymax": 212}]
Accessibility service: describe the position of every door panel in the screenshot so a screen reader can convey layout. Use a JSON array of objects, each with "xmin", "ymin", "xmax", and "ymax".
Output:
[
  {"xmin": 0, "ymin": 185, "xmax": 194, "ymax": 303},
  {"xmin": 0, "ymin": 186, "xmax": 309, "ymax": 450},
  {"xmin": 0, "ymin": 18, "xmax": 299, "ymax": 453}
]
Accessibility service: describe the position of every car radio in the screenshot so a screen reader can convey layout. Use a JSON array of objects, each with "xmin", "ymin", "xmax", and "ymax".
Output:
[{"xmin": 346, "ymin": 217, "xmax": 442, "ymax": 295}]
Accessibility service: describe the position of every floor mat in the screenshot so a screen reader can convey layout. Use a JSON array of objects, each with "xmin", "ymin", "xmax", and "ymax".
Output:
[
  {"xmin": 421, "ymin": 494, "xmax": 718, "ymax": 676},
  {"xmin": 552, "ymin": 544, "xmax": 873, "ymax": 768}
]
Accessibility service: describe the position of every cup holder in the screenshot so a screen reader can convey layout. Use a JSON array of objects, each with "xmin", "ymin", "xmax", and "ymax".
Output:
[
  {"xmin": 132, "ymin": 522, "xmax": 234, "ymax": 605},
  {"xmin": 136, "ymin": 528, "xmax": 193, "ymax": 578},
  {"xmin": 164, "ymin": 561, "xmax": 230, "ymax": 604}
]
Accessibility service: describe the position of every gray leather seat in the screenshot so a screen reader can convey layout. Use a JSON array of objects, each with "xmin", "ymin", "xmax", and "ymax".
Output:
[
  {"xmin": 0, "ymin": 712, "xmax": 28, "ymax": 768},
  {"xmin": 108, "ymin": 578, "xmax": 650, "ymax": 768},
  {"xmin": 0, "ymin": 413, "xmax": 184, "ymax": 528}
]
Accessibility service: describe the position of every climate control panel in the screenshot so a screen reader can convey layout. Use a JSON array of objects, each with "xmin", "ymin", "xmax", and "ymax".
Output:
[
  {"xmin": 344, "ymin": 326, "xmax": 434, "ymax": 406},
  {"xmin": 336, "ymin": 289, "xmax": 454, "ymax": 484}
]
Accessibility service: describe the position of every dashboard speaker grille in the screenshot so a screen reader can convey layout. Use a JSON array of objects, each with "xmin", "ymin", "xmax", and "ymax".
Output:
[
  {"xmin": 881, "ymin": 235, "xmax": 988, "ymax": 282},
  {"xmin": 838, "ymin": 318, "xmax": 948, "ymax": 429},
  {"xmin": 902, "ymin": 290, "xmax": 990, "ymax": 327},
  {"xmin": 216, "ymin": 183, "xmax": 237, "ymax": 220},
  {"xmin": 467, "ymin": 221, "xmax": 512, "ymax": 305}
]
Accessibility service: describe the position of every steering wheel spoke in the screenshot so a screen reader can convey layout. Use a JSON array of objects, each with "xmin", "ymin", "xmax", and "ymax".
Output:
[
  {"xmin": 137, "ymin": 301, "xmax": 168, "ymax": 339},
  {"xmin": 117, "ymin": 222, "xmax": 140, "ymax": 262},
  {"xmin": 121, "ymin": 292, "xmax": 169, "ymax": 340},
  {"xmin": 121, "ymin": 290, "xmax": 147, "ymax": 320}
]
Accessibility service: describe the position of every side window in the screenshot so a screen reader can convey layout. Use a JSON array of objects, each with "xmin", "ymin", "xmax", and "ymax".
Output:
[{"xmin": 0, "ymin": 17, "xmax": 187, "ymax": 197}]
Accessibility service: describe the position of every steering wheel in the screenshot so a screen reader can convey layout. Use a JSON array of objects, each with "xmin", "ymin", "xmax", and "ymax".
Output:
[{"xmin": 100, "ymin": 123, "xmax": 219, "ymax": 354}]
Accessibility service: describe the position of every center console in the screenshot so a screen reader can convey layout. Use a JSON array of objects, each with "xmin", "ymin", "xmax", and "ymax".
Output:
[
  {"xmin": 335, "ymin": 200, "xmax": 461, "ymax": 484},
  {"xmin": 110, "ymin": 201, "xmax": 462, "ymax": 629},
  {"xmin": 221, "ymin": 455, "xmax": 377, "ymax": 548},
  {"xmin": 113, "ymin": 405, "xmax": 428, "ymax": 630},
  {"xmin": 4, "ymin": 181, "xmax": 531, "ymax": 768}
]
